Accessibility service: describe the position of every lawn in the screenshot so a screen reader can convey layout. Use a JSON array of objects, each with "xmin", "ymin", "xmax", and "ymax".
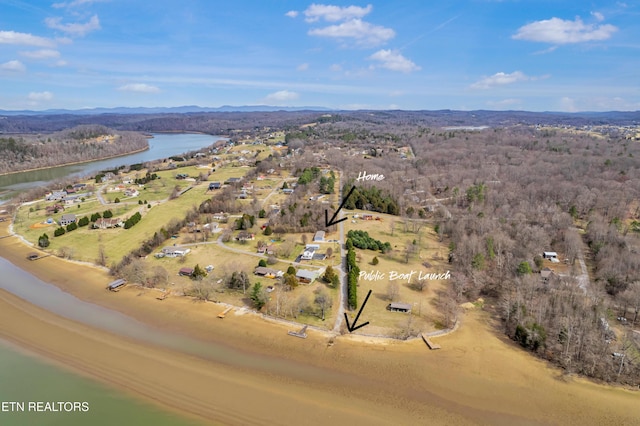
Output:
[{"xmin": 343, "ymin": 210, "xmax": 452, "ymax": 335}]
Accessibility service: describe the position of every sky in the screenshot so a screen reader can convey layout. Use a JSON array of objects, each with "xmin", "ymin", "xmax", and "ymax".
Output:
[{"xmin": 0, "ymin": 0, "xmax": 639, "ymax": 112}]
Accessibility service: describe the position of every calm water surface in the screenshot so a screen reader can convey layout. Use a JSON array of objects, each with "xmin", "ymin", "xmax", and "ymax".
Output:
[
  {"xmin": 0, "ymin": 133, "xmax": 224, "ymax": 198},
  {"xmin": 0, "ymin": 339, "xmax": 199, "ymax": 426}
]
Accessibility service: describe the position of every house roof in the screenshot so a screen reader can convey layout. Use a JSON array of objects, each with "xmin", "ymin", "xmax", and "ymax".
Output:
[
  {"xmin": 543, "ymin": 251, "xmax": 558, "ymax": 256},
  {"xmin": 162, "ymin": 246, "xmax": 189, "ymax": 253},
  {"xmin": 255, "ymin": 266, "xmax": 279, "ymax": 276},
  {"xmin": 389, "ymin": 302, "xmax": 412, "ymax": 311},
  {"xmin": 296, "ymin": 269, "xmax": 317, "ymax": 280},
  {"xmin": 61, "ymin": 214, "xmax": 76, "ymax": 221},
  {"xmin": 314, "ymin": 230, "xmax": 325, "ymax": 239}
]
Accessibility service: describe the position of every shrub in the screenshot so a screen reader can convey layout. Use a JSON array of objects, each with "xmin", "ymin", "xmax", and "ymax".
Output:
[{"xmin": 38, "ymin": 233, "xmax": 50, "ymax": 248}]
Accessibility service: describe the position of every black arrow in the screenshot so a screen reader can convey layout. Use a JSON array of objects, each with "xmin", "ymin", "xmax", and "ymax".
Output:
[
  {"xmin": 325, "ymin": 185, "xmax": 356, "ymax": 227},
  {"xmin": 344, "ymin": 289, "xmax": 372, "ymax": 333}
]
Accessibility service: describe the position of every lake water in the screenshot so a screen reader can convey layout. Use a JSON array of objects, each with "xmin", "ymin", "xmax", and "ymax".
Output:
[
  {"xmin": 0, "ymin": 132, "xmax": 224, "ymax": 424},
  {"xmin": 0, "ymin": 339, "xmax": 198, "ymax": 426},
  {"xmin": 0, "ymin": 133, "xmax": 225, "ymax": 199}
]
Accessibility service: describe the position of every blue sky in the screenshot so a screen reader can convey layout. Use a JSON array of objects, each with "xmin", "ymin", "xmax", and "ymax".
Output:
[{"xmin": 1, "ymin": 0, "xmax": 639, "ymax": 111}]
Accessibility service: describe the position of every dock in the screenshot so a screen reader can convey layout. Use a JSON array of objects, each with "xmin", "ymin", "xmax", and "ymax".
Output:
[
  {"xmin": 156, "ymin": 290, "xmax": 170, "ymax": 301},
  {"xmin": 218, "ymin": 307, "xmax": 233, "ymax": 318},
  {"xmin": 288, "ymin": 325, "xmax": 308, "ymax": 339},
  {"xmin": 422, "ymin": 333, "xmax": 441, "ymax": 350}
]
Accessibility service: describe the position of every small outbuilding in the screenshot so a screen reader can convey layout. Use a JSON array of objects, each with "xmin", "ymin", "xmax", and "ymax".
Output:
[
  {"xmin": 313, "ymin": 230, "xmax": 325, "ymax": 242},
  {"xmin": 387, "ymin": 302, "xmax": 412, "ymax": 313},
  {"xmin": 107, "ymin": 278, "xmax": 126, "ymax": 291},
  {"xmin": 179, "ymin": 267, "xmax": 194, "ymax": 277}
]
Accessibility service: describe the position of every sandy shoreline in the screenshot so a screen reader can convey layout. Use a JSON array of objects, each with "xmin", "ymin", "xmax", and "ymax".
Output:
[{"xmin": 0, "ymin": 220, "xmax": 638, "ymax": 425}]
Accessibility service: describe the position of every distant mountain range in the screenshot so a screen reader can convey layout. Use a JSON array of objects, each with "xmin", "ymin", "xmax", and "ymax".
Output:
[{"xmin": 0, "ymin": 105, "xmax": 333, "ymax": 116}]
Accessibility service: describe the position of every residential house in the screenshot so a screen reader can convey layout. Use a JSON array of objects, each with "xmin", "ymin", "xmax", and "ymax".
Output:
[
  {"xmin": 254, "ymin": 267, "xmax": 283, "ymax": 278},
  {"xmin": 313, "ymin": 230, "xmax": 325, "ymax": 242},
  {"xmin": 63, "ymin": 195, "xmax": 80, "ymax": 205},
  {"xmin": 124, "ymin": 188, "xmax": 139, "ymax": 197},
  {"xmin": 226, "ymin": 177, "xmax": 242, "ymax": 185},
  {"xmin": 236, "ymin": 231, "xmax": 255, "ymax": 242},
  {"xmin": 59, "ymin": 214, "xmax": 77, "ymax": 226},
  {"xmin": 295, "ymin": 269, "xmax": 318, "ymax": 284},
  {"xmin": 212, "ymin": 212, "xmax": 226, "ymax": 221},
  {"xmin": 301, "ymin": 247, "xmax": 315, "ymax": 260},
  {"xmin": 362, "ymin": 214, "xmax": 374, "ymax": 220},
  {"xmin": 46, "ymin": 191, "xmax": 67, "ymax": 201},
  {"xmin": 542, "ymin": 251, "xmax": 559, "ymax": 262},
  {"xmin": 540, "ymin": 267, "xmax": 555, "ymax": 283},
  {"xmin": 208, "ymin": 182, "xmax": 221, "ymax": 190},
  {"xmin": 101, "ymin": 172, "xmax": 116, "ymax": 183},
  {"xmin": 45, "ymin": 204, "xmax": 64, "ymax": 214},
  {"xmin": 161, "ymin": 246, "xmax": 191, "ymax": 257},
  {"xmin": 282, "ymin": 188, "xmax": 294, "ymax": 194},
  {"xmin": 387, "ymin": 302, "xmax": 412, "ymax": 313},
  {"xmin": 93, "ymin": 218, "xmax": 122, "ymax": 229}
]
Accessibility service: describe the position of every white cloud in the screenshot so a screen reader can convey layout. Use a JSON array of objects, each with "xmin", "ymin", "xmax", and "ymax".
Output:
[
  {"xmin": 1, "ymin": 60, "xmax": 26, "ymax": 72},
  {"xmin": 45, "ymin": 15, "xmax": 101, "ymax": 37},
  {"xmin": 52, "ymin": 0, "xmax": 106, "ymax": 8},
  {"xmin": 591, "ymin": 11, "xmax": 605, "ymax": 22},
  {"xmin": 28, "ymin": 91, "xmax": 54, "ymax": 101},
  {"xmin": 559, "ymin": 96, "xmax": 577, "ymax": 112},
  {"xmin": 309, "ymin": 19, "xmax": 395, "ymax": 47},
  {"xmin": 329, "ymin": 64, "xmax": 342, "ymax": 72},
  {"xmin": 0, "ymin": 30, "xmax": 56, "ymax": 47},
  {"xmin": 532, "ymin": 45, "xmax": 558, "ymax": 55},
  {"xmin": 297, "ymin": 63, "xmax": 309, "ymax": 71},
  {"xmin": 264, "ymin": 90, "xmax": 299, "ymax": 103},
  {"xmin": 285, "ymin": 10, "xmax": 299, "ymax": 18},
  {"xmin": 369, "ymin": 49, "xmax": 420, "ymax": 73},
  {"xmin": 513, "ymin": 17, "xmax": 617, "ymax": 44},
  {"xmin": 304, "ymin": 4, "xmax": 372, "ymax": 22},
  {"xmin": 470, "ymin": 71, "xmax": 530, "ymax": 89},
  {"xmin": 486, "ymin": 98, "xmax": 522, "ymax": 108},
  {"xmin": 20, "ymin": 49, "xmax": 61, "ymax": 59},
  {"xmin": 118, "ymin": 83, "xmax": 160, "ymax": 93}
]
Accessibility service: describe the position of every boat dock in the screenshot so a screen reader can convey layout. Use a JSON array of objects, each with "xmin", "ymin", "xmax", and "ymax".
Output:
[
  {"xmin": 422, "ymin": 333, "xmax": 441, "ymax": 350},
  {"xmin": 288, "ymin": 325, "xmax": 308, "ymax": 339},
  {"xmin": 218, "ymin": 307, "xmax": 233, "ymax": 318}
]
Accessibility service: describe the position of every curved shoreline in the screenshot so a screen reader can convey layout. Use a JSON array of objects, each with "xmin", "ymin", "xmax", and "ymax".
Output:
[
  {"xmin": 1, "ymin": 218, "xmax": 639, "ymax": 425},
  {"xmin": 0, "ymin": 145, "xmax": 151, "ymax": 178}
]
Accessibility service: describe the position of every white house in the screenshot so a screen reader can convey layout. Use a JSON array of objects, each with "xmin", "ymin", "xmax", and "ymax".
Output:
[
  {"xmin": 161, "ymin": 246, "xmax": 191, "ymax": 257},
  {"xmin": 542, "ymin": 251, "xmax": 559, "ymax": 262}
]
